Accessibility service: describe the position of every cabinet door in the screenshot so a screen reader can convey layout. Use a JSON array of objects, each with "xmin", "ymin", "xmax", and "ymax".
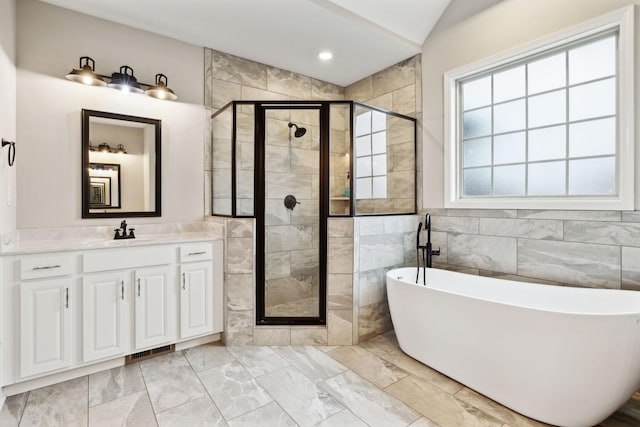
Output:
[
  {"xmin": 180, "ymin": 261, "xmax": 213, "ymax": 339},
  {"xmin": 20, "ymin": 278, "xmax": 73, "ymax": 378},
  {"xmin": 134, "ymin": 266, "xmax": 173, "ymax": 350},
  {"xmin": 82, "ymin": 272, "xmax": 129, "ymax": 362}
]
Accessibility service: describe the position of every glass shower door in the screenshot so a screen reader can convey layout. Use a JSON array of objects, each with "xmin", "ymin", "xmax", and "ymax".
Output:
[{"xmin": 259, "ymin": 107, "xmax": 324, "ymax": 321}]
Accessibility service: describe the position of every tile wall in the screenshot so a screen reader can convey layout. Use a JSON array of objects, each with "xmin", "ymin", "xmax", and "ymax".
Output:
[
  {"xmin": 345, "ymin": 56, "xmax": 423, "ymax": 341},
  {"xmin": 205, "ymin": 47, "xmax": 423, "ymax": 345},
  {"xmin": 204, "ymin": 48, "xmax": 345, "ymax": 217},
  {"xmin": 345, "ymin": 55, "xmax": 423, "ymax": 212},
  {"xmin": 426, "ymin": 209, "xmax": 640, "ymax": 290}
]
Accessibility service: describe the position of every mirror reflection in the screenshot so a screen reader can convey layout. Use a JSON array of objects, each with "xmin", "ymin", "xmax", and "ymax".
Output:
[
  {"xmin": 82, "ymin": 109, "xmax": 161, "ymax": 218},
  {"xmin": 89, "ymin": 163, "xmax": 120, "ymax": 208}
]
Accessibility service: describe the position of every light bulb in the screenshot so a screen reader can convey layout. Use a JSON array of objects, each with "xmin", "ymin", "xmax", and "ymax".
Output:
[
  {"xmin": 82, "ymin": 75, "xmax": 93, "ymax": 85},
  {"xmin": 318, "ymin": 51, "xmax": 333, "ymax": 60}
]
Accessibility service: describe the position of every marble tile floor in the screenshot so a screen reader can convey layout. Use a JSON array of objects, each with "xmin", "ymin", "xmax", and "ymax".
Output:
[{"xmin": 1, "ymin": 332, "xmax": 638, "ymax": 427}]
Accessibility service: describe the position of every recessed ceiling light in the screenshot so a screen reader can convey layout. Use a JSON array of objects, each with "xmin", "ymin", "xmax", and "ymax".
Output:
[{"xmin": 318, "ymin": 51, "xmax": 333, "ymax": 61}]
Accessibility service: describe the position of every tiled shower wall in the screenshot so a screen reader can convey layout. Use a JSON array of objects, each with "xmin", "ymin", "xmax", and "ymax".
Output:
[
  {"xmin": 344, "ymin": 56, "xmax": 423, "ymax": 341},
  {"xmin": 426, "ymin": 209, "xmax": 640, "ymax": 290},
  {"xmin": 345, "ymin": 56, "xmax": 423, "ymax": 211},
  {"xmin": 205, "ymin": 47, "xmax": 423, "ymax": 345},
  {"xmin": 328, "ymin": 216, "xmax": 420, "ymax": 344},
  {"xmin": 204, "ymin": 48, "xmax": 345, "ymax": 217}
]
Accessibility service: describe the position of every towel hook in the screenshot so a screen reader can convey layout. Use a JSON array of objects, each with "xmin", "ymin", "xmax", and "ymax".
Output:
[{"xmin": 1, "ymin": 139, "xmax": 15, "ymax": 167}]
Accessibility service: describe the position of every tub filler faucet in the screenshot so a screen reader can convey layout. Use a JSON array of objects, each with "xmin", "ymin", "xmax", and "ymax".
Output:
[{"xmin": 416, "ymin": 213, "xmax": 440, "ymax": 284}]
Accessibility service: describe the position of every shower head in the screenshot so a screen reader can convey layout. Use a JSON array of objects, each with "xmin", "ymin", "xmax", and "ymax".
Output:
[{"xmin": 288, "ymin": 122, "xmax": 307, "ymax": 138}]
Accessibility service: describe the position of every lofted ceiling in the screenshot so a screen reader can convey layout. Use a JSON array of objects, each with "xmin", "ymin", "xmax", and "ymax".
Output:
[{"xmin": 40, "ymin": 0, "xmax": 451, "ymax": 87}]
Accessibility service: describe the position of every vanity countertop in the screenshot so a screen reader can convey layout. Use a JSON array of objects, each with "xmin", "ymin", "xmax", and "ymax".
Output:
[{"xmin": 0, "ymin": 232, "xmax": 223, "ymax": 255}]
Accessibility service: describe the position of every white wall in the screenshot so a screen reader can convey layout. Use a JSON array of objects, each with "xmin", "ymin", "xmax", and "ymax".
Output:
[
  {"xmin": 0, "ymin": 0, "xmax": 17, "ymax": 237},
  {"xmin": 16, "ymin": 0, "xmax": 205, "ymax": 228},
  {"xmin": 422, "ymin": 0, "xmax": 637, "ymax": 208}
]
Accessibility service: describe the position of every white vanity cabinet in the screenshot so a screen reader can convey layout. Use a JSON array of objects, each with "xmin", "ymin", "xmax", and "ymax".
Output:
[
  {"xmin": 134, "ymin": 266, "xmax": 174, "ymax": 349},
  {"xmin": 20, "ymin": 277, "xmax": 73, "ymax": 378},
  {"xmin": 82, "ymin": 271, "xmax": 129, "ymax": 363},
  {"xmin": 17, "ymin": 254, "xmax": 74, "ymax": 378},
  {"xmin": 83, "ymin": 245, "xmax": 176, "ymax": 354},
  {"xmin": 178, "ymin": 241, "xmax": 223, "ymax": 340},
  {"xmin": 1, "ymin": 237, "xmax": 223, "ymax": 393}
]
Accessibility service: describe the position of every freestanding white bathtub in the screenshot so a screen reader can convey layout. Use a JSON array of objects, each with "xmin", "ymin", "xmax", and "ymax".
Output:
[{"xmin": 387, "ymin": 267, "xmax": 640, "ymax": 427}]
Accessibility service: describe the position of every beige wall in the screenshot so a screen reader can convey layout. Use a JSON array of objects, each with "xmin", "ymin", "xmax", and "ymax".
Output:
[
  {"xmin": 16, "ymin": 0, "xmax": 205, "ymax": 228},
  {"xmin": 0, "ymin": 0, "xmax": 16, "ymax": 237}
]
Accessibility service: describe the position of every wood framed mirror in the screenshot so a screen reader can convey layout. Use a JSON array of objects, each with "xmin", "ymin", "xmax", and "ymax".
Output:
[{"xmin": 82, "ymin": 109, "xmax": 161, "ymax": 218}]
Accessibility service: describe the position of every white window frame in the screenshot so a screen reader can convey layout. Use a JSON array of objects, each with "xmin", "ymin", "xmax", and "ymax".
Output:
[{"xmin": 444, "ymin": 6, "xmax": 634, "ymax": 210}]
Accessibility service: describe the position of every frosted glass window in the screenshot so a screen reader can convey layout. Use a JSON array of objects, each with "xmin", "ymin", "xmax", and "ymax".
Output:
[
  {"xmin": 463, "ymin": 137, "xmax": 491, "ymax": 167},
  {"xmin": 528, "ymin": 125, "xmax": 566, "ymax": 161},
  {"xmin": 355, "ymin": 111, "xmax": 371, "ymax": 136},
  {"xmin": 371, "ymin": 154, "xmax": 387, "ymax": 175},
  {"xmin": 372, "ymin": 176, "xmax": 387, "ymax": 198},
  {"xmin": 493, "ymin": 66, "xmax": 525, "ymax": 103},
  {"xmin": 529, "ymin": 90, "xmax": 566, "ymax": 128},
  {"xmin": 569, "ymin": 78, "xmax": 616, "ymax": 121},
  {"xmin": 372, "ymin": 111, "xmax": 386, "ymax": 132},
  {"xmin": 454, "ymin": 30, "xmax": 621, "ymax": 202},
  {"xmin": 569, "ymin": 157, "xmax": 615, "ymax": 194},
  {"xmin": 356, "ymin": 135, "xmax": 371, "ymax": 156},
  {"xmin": 356, "ymin": 157, "xmax": 372, "ymax": 177},
  {"xmin": 528, "ymin": 161, "xmax": 566, "ymax": 195},
  {"xmin": 463, "ymin": 107, "xmax": 491, "ymax": 139},
  {"xmin": 569, "ymin": 118, "xmax": 615, "ymax": 158},
  {"xmin": 357, "ymin": 178, "xmax": 372, "ymax": 199},
  {"xmin": 463, "ymin": 168, "xmax": 491, "ymax": 196},
  {"xmin": 494, "ymin": 165, "xmax": 525, "ymax": 195},
  {"xmin": 462, "ymin": 76, "xmax": 491, "ymax": 110},
  {"xmin": 494, "ymin": 132, "xmax": 525, "ymax": 164},
  {"xmin": 372, "ymin": 132, "xmax": 386, "ymax": 154},
  {"xmin": 569, "ymin": 36, "xmax": 616, "ymax": 85},
  {"xmin": 528, "ymin": 53, "xmax": 566, "ymax": 94},
  {"xmin": 494, "ymin": 99, "xmax": 525, "ymax": 134}
]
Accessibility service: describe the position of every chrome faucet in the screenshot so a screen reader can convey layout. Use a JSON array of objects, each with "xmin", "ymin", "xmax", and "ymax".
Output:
[
  {"xmin": 416, "ymin": 213, "xmax": 440, "ymax": 284},
  {"xmin": 114, "ymin": 220, "xmax": 135, "ymax": 240}
]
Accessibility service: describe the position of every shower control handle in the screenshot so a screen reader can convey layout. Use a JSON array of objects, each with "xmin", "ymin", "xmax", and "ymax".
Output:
[{"xmin": 284, "ymin": 194, "xmax": 300, "ymax": 210}]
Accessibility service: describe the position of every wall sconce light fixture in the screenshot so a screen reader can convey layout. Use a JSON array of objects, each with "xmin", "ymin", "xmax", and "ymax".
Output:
[
  {"xmin": 89, "ymin": 142, "xmax": 127, "ymax": 154},
  {"xmin": 66, "ymin": 56, "xmax": 178, "ymax": 101}
]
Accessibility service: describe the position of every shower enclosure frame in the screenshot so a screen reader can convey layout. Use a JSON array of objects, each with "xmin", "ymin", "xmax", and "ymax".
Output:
[
  {"xmin": 255, "ymin": 103, "xmax": 329, "ymax": 325},
  {"xmin": 211, "ymin": 100, "xmax": 417, "ymax": 326}
]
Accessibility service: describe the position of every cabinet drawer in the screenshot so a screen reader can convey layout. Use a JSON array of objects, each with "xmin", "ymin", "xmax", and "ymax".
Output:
[
  {"xmin": 83, "ymin": 245, "xmax": 173, "ymax": 273},
  {"xmin": 179, "ymin": 243, "xmax": 213, "ymax": 263},
  {"xmin": 20, "ymin": 254, "xmax": 73, "ymax": 280}
]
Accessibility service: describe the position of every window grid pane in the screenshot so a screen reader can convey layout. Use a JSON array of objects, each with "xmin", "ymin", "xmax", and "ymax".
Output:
[
  {"xmin": 355, "ymin": 109, "xmax": 388, "ymax": 199},
  {"xmin": 459, "ymin": 32, "xmax": 617, "ymax": 198}
]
